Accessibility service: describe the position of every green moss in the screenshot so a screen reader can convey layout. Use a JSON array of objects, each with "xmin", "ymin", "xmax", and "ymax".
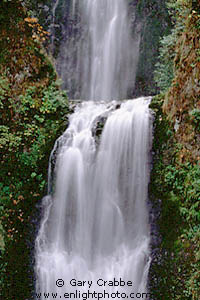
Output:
[{"xmin": 149, "ymin": 95, "xmax": 200, "ymax": 300}]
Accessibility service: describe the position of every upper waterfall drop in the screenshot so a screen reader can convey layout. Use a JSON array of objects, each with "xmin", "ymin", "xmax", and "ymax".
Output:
[
  {"xmin": 56, "ymin": 0, "xmax": 141, "ymax": 101},
  {"xmin": 80, "ymin": 0, "xmax": 133, "ymax": 100}
]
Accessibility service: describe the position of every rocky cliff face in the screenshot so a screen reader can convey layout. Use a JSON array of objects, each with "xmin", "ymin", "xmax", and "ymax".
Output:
[
  {"xmin": 164, "ymin": 7, "xmax": 200, "ymax": 162},
  {"xmin": 134, "ymin": 0, "xmax": 171, "ymax": 96}
]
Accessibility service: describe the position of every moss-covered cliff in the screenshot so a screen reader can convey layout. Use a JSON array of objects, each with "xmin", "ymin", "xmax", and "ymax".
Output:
[
  {"xmin": 149, "ymin": 1, "xmax": 200, "ymax": 299},
  {"xmin": 0, "ymin": 1, "xmax": 69, "ymax": 299}
]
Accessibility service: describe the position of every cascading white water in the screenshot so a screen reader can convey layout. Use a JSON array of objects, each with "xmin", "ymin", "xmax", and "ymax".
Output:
[
  {"xmin": 35, "ymin": 1, "xmax": 152, "ymax": 299},
  {"xmin": 35, "ymin": 99, "xmax": 152, "ymax": 299}
]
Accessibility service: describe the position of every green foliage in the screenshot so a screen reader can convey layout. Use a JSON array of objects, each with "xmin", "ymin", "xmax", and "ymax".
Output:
[
  {"xmin": 0, "ymin": 77, "xmax": 69, "ymax": 206},
  {"xmin": 164, "ymin": 163, "xmax": 200, "ymax": 223},
  {"xmin": 0, "ymin": 81, "xmax": 69, "ymax": 299},
  {"xmin": 0, "ymin": 1, "xmax": 70, "ymax": 299},
  {"xmin": 189, "ymin": 109, "xmax": 200, "ymax": 131},
  {"xmin": 149, "ymin": 95, "xmax": 200, "ymax": 300}
]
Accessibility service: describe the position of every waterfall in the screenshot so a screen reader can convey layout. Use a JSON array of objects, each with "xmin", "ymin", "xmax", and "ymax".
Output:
[
  {"xmin": 35, "ymin": 1, "xmax": 152, "ymax": 299},
  {"xmin": 56, "ymin": 0, "xmax": 141, "ymax": 100}
]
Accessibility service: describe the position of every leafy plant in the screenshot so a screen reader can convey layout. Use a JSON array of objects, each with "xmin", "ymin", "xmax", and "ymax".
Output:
[{"xmin": 189, "ymin": 109, "xmax": 200, "ymax": 131}]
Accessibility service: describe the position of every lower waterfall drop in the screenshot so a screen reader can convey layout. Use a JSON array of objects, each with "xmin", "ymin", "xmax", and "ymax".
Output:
[{"xmin": 35, "ymin": 98, "xmax": 152, "ymax": 300}]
